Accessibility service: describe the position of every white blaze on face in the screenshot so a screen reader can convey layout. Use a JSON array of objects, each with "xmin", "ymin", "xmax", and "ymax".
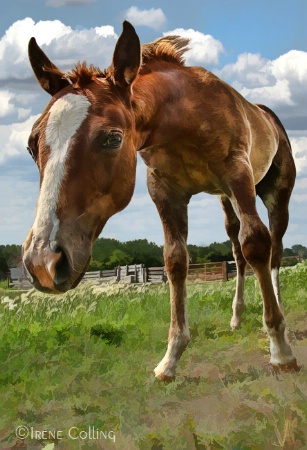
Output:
[{"xmin": 33, "ymin": 93, "xmax": 91, "ymax": 235}]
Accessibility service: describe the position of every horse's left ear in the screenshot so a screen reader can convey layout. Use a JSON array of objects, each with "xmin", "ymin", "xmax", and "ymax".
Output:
[
  {"xmin": 28, "ymin": 37, "xmax": 70, "ymax": 96},
  {"xmin": 112, "ymin": 21, "xmax": 141, "ymax": 88}
]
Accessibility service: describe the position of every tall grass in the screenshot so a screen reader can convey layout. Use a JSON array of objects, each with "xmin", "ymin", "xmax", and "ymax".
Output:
[{"xmin": 0, "ymin": 262, "xmax": 306, "ymax": 449}]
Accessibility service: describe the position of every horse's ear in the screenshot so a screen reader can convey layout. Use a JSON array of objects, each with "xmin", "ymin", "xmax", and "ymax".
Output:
[
  {"xmin": 112, "ymin": 21, "xmax": 141, "ymax": 88},
  {"xmin": 28, "ymin": 37, "xmax": 70, "ymax": 96}
]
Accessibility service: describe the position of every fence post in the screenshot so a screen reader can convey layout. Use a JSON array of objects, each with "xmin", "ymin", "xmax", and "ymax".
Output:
[
  {"xmin": 222, "ymin": 261, "xmax": 228, "ymax": 281},
  {"xmin": 116, "ymin": 265, "xmax": 121, "ymax": 282},
  {"xmin": 142, "ymin": 264, "xmax": 147, "ymax": 283}
]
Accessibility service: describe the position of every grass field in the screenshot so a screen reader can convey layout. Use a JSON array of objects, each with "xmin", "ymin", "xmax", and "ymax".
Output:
[{"xmin": 0, "ymin": 262, "xmax": 307, "ymax": 450}]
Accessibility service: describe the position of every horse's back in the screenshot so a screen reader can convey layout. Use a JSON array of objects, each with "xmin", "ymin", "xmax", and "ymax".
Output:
[{"xmin": 188, "ymin": 66, "xmax": 283, "ymax": 185}]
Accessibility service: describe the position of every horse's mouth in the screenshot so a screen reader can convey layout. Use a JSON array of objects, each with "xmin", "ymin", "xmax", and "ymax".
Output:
[
  {"xmin": 23, "ymin": 250, "xmax": 91, "ymax": 295},
  {"xmin": 27, "ymin": 268, "xmax": 87, "ymax": 294}
]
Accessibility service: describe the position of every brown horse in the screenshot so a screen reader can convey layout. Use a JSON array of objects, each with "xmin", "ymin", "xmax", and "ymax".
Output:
[{"xmin": 23, "ymin": 21, "xmax": 299, "ymax": 380}]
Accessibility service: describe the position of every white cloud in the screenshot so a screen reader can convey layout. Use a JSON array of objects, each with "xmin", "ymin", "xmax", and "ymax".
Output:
[
  {"xmin": 0, "ymin": 115, "xmax": 39, "ymax": 163},
  {"xmin": 268, "ymin": 50, "xmax": 307, "ymax": 85},
  {"xmin": 12, "ymin": 92, "xmax": 41, "ymax": 107},
  {"xmin": 289, "ymin": 136, "xmax": 307, "ymax": 175},
  {"xmin": 0, "ymin": 175, "xmax": 38, "ymax": 243},
  {"xmin": 240, "ymin": 79, "xmax": 294, "ymax": 107},
  {"xmin": 0, "ymin": 18, "xmax": 71, "ymax": 80},
  {"xmin": 45, "ymin": 25, "xmax": 117, "ymax": 70},
  {"xmin": 294, "ymin": 178, "xmax": 307, "ymax": 190},
  {"xmin": 0, "ymin": 90, "xmax": 15, "ymax": 117},
  {"xmin": 216, "ymin": 49, "xmax": 307, "ymax": 120},
  {"xmin": 0, "ymin": 18, "xmax": 117, "ymax": 82},
  {"xmin": 0, "ymin": 90, "xmax": 33, "ymax": 119},
  {"xmin": 217, "ymin": 52, "xmax": 272, "ymax": 87},
  {"xmin": 46, "ymin": 0, "xmax": 96, "ymax": 6},
  {"xmin": 164, "ymin": 28, "xmax": 224, "ymax": 66},
  {"xmin": 125, "ymin": 7, "xmax": 167, "ymax": 31},
  {"xmin": 17, "ymin": 108, "xmax": 32, "ymax": 120},
  {"xmin": 293, "ymin": 193, "xmax": 307, "ymax": 203}
]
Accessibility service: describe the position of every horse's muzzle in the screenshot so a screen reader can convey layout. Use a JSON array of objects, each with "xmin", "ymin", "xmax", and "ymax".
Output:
[{"xmin": 22, "ymin": 236, "xmax": 90, "ymax": 294}]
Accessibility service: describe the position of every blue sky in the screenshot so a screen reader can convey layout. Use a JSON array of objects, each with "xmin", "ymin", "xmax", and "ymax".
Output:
[{"xmin": 1, "ymin": 0, "xmax": 306, "ymax": 248}]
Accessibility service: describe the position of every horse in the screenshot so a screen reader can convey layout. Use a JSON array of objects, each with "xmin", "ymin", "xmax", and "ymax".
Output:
[{"xmin": 23, "ymin": 21, "xmax": 299, "ymax": 380}]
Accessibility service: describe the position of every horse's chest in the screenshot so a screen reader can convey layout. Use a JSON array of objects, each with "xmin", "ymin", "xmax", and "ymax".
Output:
[{"xmin": 139, "ymin": 145, "xmax": 223, "ymax": 195}]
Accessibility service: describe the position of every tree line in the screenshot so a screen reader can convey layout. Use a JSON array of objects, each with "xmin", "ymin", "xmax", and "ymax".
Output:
[
  {"xmin": 89, "ymin": 238, "xmax": 235, "ymax": 270},
  {"xmin": 1, "ymin": 240, "xmax": 306, "ymax": 274}
]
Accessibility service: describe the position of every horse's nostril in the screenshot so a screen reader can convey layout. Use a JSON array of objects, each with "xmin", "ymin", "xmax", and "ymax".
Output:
[
  {"xmin": 50, "ymin": 240, "xmax": 62, "ymax": 253},
  {"xmin": 54, "ymin": 249, "xmax": 72, "ymax": 287},
  {"xmin": 48, "ymin": 241, "xmax": 72, "ymax": 287}
]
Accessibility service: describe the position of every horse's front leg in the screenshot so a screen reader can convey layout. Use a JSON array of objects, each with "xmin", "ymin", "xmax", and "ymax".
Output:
[{"xmin": 147, "ymin": 169, "xmax": 191, "ymax": 381}]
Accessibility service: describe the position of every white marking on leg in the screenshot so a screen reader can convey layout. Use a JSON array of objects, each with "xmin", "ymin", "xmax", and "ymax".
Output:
[
  {"xmin": 33, "ymin": 94, "xmax": 91, "ymax": 234},
  {"xmin": 155, "ymin": 288, "xmax": 190, "ymax": 379},
  {"xmin": 271, "ymin": 267, "xmax": 283, "ymax": 310},
  {"xmin": 231, "ymin": 270, "xmax": 246, "ymax": 329},
  {"xmin": 154, "ymin": 324, "xmax": 190, "ymax": 379},
  {"xmin": 263, "ymin": 319, "xmax": 295, "ymax": 365}
]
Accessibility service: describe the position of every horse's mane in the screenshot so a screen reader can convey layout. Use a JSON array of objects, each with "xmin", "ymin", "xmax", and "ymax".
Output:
[
  {"xmin": 141, "ymin": 35, "xmax": 189, "ymax": 65},
  {"xmin": 46, "ymin": 36, "xmax": 189, "ymax": 88}
]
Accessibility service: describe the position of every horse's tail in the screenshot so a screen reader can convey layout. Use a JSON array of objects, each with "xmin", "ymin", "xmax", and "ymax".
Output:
[{"xmin": 257, "ymin": 104, "xmax": 292, "ymax": 152}]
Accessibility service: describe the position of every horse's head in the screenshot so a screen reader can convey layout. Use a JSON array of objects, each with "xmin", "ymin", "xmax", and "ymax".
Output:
[{"xmin": 23, "ymin": 22, "xmax": 141, "ymax": 293}]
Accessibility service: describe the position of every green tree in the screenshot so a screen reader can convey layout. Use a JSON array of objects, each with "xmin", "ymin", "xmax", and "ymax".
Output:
[
  {"xmin": 291, "ymin": 244, "xmax": 307, "ymax": 259},
  {"xmin": 123, "ymin": 239, "xmax": 163, "ymax": 267},
  {"xmin": 91, "ymin": 238, "xmax": 123, "ymax": 268},
  {"xmin": 283, "ymin": 248, "xmax": 295, "ymax": 257},
  {"xmin": 106, "ymin": 249, "xmax": 133, "ymax": 269},
  {"xmin": 0, "ymin": 257, "xmax": 9, "ymax": 274},
  {"xmin": 88, "ymin": 259, "xmax": 104, "ymax": 271},
  {"xmin": 0, "ymin": 245, "xmax": 22, "ymax": 267}
]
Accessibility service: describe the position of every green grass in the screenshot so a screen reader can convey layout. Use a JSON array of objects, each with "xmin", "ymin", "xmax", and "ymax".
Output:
[
  {"xmin": 0, "ymin": 262, "xmax": 307, "ymax": 449},
  {"xmin": 0, "ymin": 280, "xmax": 8, "ymax": 289}
]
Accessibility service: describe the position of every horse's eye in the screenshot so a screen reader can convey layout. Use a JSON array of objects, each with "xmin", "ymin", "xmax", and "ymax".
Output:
[
  {"xmin": 27, "ymin": 134, "xmax": 39, "ymax": 163},
  {"xmin": 27, "ymin": 146, "xmax": 37, "ymax": 163},
  {"xmin": 99, "ymin": 130, "xmax": 123, "ymax": 149}
]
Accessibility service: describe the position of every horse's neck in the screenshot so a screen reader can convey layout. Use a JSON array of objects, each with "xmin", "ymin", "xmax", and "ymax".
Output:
[{"xmin": 132, "ymin": 67, "xmax": 187, "ymax": 148}]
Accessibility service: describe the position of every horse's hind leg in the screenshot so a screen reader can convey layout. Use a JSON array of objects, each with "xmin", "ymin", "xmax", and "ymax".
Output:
[
  {"xmin": 227, "ymin": 158, "xmax": 298, "ymax": 370},
  {"xmin": 256, "ymin": 142, "xmax": 296, "ymax": 312},
  {"xmin": 147, "ymin": 168, "xmax": 191, "ymax": 380},
  {"xmin": 220, "ymin": 195, "xmax": 247, "ymax": 329}
]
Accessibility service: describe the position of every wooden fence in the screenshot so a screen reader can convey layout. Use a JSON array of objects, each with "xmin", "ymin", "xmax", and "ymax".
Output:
[
  {"xmin": 188, "ymin": 262, "xmax": 228, "ymax": 282},
  {"xmin": 82, "ymin": 264, "xmax": 168, "ymax": 285},
  {"xmin": 8, "ymin": 261, "xmax": 247, "ymax": 289}
]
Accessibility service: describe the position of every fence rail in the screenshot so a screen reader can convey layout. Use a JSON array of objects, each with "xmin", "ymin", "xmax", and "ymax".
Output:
[
  {"xmin": 8, "ymin": 261, "xmax": 248, "ymax": 290},
  {"xmin": 188, "ymin": 262, "xmax": 228, "ymax": 282},
  {"xmin": 7, "ymin": 256, "xmax": 303, "ymax": 290}
]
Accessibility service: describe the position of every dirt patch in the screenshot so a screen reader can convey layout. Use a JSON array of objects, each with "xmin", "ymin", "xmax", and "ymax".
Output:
[{"xmin": 293, "ymin": 330, "xmax": 307, "ymax": 341}]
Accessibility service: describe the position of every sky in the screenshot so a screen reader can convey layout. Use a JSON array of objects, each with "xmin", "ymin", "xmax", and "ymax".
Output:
[{"xmin": 0, "ymin": 0, "xmax": 306, "ymax": 249}]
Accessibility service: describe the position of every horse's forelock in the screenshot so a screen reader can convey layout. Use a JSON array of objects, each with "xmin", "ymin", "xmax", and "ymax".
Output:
[{"xmin": 45, "ymin": 62, "xmax": 107, "ymax": 89}]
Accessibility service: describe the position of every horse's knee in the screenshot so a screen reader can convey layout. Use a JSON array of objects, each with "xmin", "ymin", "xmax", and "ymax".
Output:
[
  {"xmin": 240, "ymin": 220, "xmax": 271, "ymax": 267},
  {"xmin": 164, "ymin": 241, "xmax": 188, "ymax": 282}
]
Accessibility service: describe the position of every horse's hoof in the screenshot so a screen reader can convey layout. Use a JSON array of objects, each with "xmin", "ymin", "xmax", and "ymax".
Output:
[
  {"xmin": 264, "ymin": 358, "xmax": 301, "ymax": 375},
  {"xmin": 230, "ymin": 318, "xmax": 241, "ymax": 330},
  {"xmin": 154, "ymin": 367, "xmax": 175, "ymax": 382},
  {"xmin": 155, "ymin": 373, "xmax": 175, "ymax": 382}
]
